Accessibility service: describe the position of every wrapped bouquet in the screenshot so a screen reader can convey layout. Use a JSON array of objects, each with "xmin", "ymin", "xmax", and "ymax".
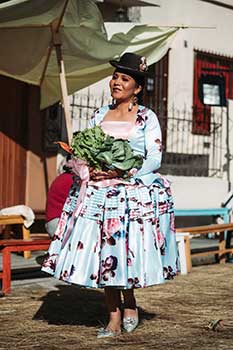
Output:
[{"xmin": 57, "ymin": 125, "xmax": 143, "ymax": 180}]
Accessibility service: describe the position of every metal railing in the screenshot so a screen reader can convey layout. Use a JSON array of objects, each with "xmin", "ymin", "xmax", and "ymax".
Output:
[
  {"xmin": 159, "ymin": 105, "xmax": 224, "ymax": 177},
  {"xmin": 70, "ymin": 90, "xmax": 110, "ymax": 131},
  {"xmin": 70, "ymin": 92, "xmax": 225, "ymax": 178}
]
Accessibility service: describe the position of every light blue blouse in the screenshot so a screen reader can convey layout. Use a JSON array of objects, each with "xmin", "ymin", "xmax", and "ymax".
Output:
[{"xmin": 88, "ymin": 105, "xmax": 162, "ymax": 186}]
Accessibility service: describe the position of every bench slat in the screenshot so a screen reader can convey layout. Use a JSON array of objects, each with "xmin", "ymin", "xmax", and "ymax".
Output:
[
  {"xmin": 176, "ymin": 223, "xmax": 233, "ymax": 234},
  {"xmin": 192, "ymin": 248, "xmax": 233, "ymax": 257},
  {"xmin": 0, "ymin": 215, "xmax": 24, "ymax": 225},
  {"xmin": 0, "ymin": 239, "xmax": 50, "ymax": 247}
]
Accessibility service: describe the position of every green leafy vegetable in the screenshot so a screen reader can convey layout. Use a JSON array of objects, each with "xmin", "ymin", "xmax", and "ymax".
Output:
[{"xmin": 70, "ymin": 125, "xmax": 143, "ymax": 178}]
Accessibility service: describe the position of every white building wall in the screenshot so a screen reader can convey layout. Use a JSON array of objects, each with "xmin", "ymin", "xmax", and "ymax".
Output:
[
  {"xmin": 167, "ymin": 175, "xmax": 228, "ymax": 209},
  {"xmin": 140, "ymin": 0, "xmax": 233, "ymax": 209},
  {"xmin": 71, "ymin": 0, "xmax": 233, "ymax": 211},
  {"xmin": 141, "ymin": 0, "xmax": 233, "ymax": 109}
]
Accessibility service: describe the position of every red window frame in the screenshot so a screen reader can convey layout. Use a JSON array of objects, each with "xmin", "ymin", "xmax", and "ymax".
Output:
[{"xmin": 193, "ymin": 50, "xmax": 233, "ymax": 135}]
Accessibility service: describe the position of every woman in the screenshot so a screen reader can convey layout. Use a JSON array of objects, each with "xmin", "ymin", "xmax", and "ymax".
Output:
[{"xmin": 42, "ymin": 52, "xmax": 178, "ymax": 338}]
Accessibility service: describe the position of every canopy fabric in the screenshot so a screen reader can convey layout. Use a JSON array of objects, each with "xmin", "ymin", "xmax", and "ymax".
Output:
[
  {"xmin": 0, "ymin": 0, "xmax": 179, "ymax": 109},
  {"xmin": 97, "ymin": 0, "xmax": 161, "ymax": 6}
]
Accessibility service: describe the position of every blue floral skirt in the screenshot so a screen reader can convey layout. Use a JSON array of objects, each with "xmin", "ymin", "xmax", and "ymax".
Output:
[{"xmin": 42, "ymin": 175, "xmax": 178, "ymax": 289}]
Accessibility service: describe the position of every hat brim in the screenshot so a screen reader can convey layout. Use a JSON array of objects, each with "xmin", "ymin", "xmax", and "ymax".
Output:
[{"xmin": 109, "ymin": 60, "xmax": 147, "ymax": 76}]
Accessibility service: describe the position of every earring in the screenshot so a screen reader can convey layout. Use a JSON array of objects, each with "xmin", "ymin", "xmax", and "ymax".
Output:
[
  {"xmin": 133, "ymin": 95, "xmax": 138, "ymax": 105},
  {"xmin": 128, "ymin": 100, "xmax": 133, "ymax": 112},
  {"xmin": 112, "ymin": 98, "xmax": 117, "ymax": 108},
  {"xmin": 128, "ymin": 95, "xmax": 138, "ymax": 112}
]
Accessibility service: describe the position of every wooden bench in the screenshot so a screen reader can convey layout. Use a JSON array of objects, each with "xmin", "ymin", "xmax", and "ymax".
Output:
[
  {"xmin": 0, "ymin": 238, "xmax": 50, "ymax": 296},
  {"xmin": 176, "ymin": 223, "xmax": 233, "ymax": 272},
  {"xmin": 33, "ymin": 210, "xmax": 46, "ymax": 221},
  {"xmin": 0, "ymin": 215, "xmax": 31, "ymax": 259}
]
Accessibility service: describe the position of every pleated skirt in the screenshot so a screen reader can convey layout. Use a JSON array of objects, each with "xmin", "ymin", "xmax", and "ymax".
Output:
[{"xmin": 42, "ymin": 175, "xmax": 178, "ymax": 289}]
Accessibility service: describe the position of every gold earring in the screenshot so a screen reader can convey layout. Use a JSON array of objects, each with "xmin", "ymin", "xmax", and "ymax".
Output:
[
  {"xmin": 128, "ymin": 95, "xmax": 138, "ymax": 112},
  {"xmin": 128, "ymin": 100, "xmax": 133, "ymax": 112},
  {"xmin": 128, "ymin": 95, "xmax": 138, "ymax": 111},
  {"xmin": 133, "ymin": 95, "xmax": 138, "ymax": 105}
]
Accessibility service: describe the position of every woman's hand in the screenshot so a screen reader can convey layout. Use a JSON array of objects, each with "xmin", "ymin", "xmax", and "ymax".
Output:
[
  {"xmin": 89, "ymin": 168, "xmax": 123, "ymax": 181},
  {"xmin": 127, "ymin": 168, "xmax": 138, "ymax": 177}
]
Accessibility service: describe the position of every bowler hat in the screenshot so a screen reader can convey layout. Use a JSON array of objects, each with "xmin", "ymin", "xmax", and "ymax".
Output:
[{"xmin": 109, "ymin": 52, "xmax": 148, "ymax": 76}]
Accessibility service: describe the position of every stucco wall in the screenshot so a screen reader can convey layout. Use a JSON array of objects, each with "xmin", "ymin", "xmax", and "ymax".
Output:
[
  {"xmin": 25, "ymin": 86, "xmax": 57, "ymax": 211},
  {"xmin": 141, "ymin": 0, "xmax": 233, "ymax": 207},
  {"xmin": 141, "ymin": 0, "xmax": 233, "ymax": 109},
  {"xmin": 71, "ymin": 1, "xmax": 233, "ymax": 211},
  {"xmin": 167, "ymin": 175, "xmax": 228, "ymax": 209}
]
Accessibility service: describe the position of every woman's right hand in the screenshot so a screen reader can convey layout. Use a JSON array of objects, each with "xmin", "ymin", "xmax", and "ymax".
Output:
[{"xmin": 89, "ymin": 168, "xmax": 123, "ymax": 181}]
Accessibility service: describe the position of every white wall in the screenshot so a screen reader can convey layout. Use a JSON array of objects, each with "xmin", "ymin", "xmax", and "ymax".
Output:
[
  {"xmin": 71, "ymin": 0, "xmax": 233, "ymax": 210},
  {"xmin": 167, "ymin": 175, "xmax": 228, "ymax": 209},
  {"xmin": 141, "ymin": 0, "xmax": 233, "ymax": 208},
  {"xmin": 141, "ymin": 0, "xmax": 233, "ymax": 109}
]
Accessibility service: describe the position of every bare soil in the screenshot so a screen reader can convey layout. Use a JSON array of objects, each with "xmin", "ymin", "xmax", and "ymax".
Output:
[{"xmin": 0, "ymin": 264, "xmax": 233, "ymax": 350}]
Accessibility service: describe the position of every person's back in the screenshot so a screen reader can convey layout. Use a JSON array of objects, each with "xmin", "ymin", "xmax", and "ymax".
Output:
[{"xmin": 45, "ymin": 172, "xmax": 73, "ymax": 238}]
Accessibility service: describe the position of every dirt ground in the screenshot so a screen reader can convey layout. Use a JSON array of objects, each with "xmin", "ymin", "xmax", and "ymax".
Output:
[{"xmin": 0, "ymin": 264, "xmax": 233, "ymax": 350}]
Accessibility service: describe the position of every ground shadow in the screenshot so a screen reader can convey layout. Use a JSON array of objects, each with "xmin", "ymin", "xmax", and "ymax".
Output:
[{"xmin": 33, "ymin": 284, "xmax": 156, "ymax": 327}]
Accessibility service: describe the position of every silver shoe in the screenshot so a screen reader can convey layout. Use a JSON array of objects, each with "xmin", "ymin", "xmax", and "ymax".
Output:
[
  {"xmin": 123, "ymin": 308, "xmax": 139, "ymax": 333},
  {"xmin": 97, "ymin": 327, "xmax": 121, "ymax": 339}
]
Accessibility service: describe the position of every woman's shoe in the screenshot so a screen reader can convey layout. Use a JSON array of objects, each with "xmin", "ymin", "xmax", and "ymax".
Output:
[
  {"xmin": 123, "ymin": 308, "xmax": 139, "ymax": 333},
  {"xmin": 97, "ymin": 327, "xmax": 121, "ymax": 339}
]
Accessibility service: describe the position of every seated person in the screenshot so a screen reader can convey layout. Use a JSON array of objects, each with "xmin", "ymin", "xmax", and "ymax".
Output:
[{"xmin": 45, "ymin": 162, "xmax": 73, "ymax": 238}]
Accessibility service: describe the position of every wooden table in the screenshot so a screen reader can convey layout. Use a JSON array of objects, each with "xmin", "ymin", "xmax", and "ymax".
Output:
[{"xmin": 0, "ymin": 215, "xmax": 31, "ymax": 258}]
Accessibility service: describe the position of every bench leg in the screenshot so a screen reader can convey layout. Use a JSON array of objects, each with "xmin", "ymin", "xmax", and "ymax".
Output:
[
  {"xmin": 219, "ymin": 232, "xmax": 226, "ymax": 264},
  {"xmin": 184, "ymin": 236, "xmax": 192, "ymax": 273},
  {"xmin": 226, "ymin": 230, "xmax": 233, "ymax": 261},
  {"xmin": 22, "ymin": 226, "xmax": 31, "ymax": 259},
  {"xmin": 2, "ymin": 248, "xmax": 11, "ymax": 295},
  {"xmin": 177, "ymin": 237, "xmax": 187, "ymax": 274}
]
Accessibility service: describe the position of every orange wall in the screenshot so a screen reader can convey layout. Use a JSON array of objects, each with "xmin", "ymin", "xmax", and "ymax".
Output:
[
  {"xmin": 25, "ymin": 151, "xmax": 57, "ymax": 211},
  {"xmin": 0, "ymin": 77, "xmax": 60, "ymax": 211},
  {"xmin": 25, "ymin": 85, "xmax": 57, "ymax": 211},
  {"xmin": 0, "ymin": 76, "xmax": 27, "ymax": 208}
]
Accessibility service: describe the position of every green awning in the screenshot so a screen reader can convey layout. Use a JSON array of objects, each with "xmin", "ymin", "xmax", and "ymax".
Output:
[{"xmin": 0, "ymin": 0, "xmax": 179, "ymax": 109}]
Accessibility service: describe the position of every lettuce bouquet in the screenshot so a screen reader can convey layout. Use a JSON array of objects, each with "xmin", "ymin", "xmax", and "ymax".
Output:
[{"xmin": 58, "ymin": 126, "xmax": 143, "ymax": 179}]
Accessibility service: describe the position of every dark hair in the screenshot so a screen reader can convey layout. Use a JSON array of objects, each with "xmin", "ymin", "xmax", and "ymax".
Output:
[
  {"xmin": 130, "ymin": 72, "xmax": 145, "ymax": 105},
  {"xmin": 115, "ymin": 68, "xmax": 145, "ymax": 105},
  {"xmin": 137, "ymin": 89, "xmax": 144, "ymax": 105}
]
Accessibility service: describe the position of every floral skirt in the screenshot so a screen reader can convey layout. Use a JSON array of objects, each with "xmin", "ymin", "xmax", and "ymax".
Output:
[{"xmin": 42, "ymin": 175, "xmax": 178, "ymax": 289}]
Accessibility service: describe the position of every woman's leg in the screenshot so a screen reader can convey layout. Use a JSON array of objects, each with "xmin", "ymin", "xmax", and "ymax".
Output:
[
  {"xmin": 122, "ymin": 289, "xmax": 137, "ymax": 318},
  {"xmin": 104, "ymin": 287, "xmax": 122, "ymax": 331}
]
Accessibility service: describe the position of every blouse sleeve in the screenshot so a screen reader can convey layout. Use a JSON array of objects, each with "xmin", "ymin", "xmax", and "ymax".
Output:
[
  {"xmin": 134, "ymin": 109, "xmax": 162, "ymax": 179},
  {"xmin": 88, "ymin": 111, "xmax": 97, "ymax": 128}
]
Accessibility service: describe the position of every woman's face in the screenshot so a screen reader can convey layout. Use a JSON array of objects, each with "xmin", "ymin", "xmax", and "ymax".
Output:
[{"xmin": 109, "ymin": 71, "xmax": 141, "ymax": 103}]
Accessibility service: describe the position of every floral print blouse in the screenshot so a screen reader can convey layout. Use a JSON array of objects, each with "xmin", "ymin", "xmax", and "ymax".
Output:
[{"xmin": 89, "ymin": 105, "xmax": 162, "ymax": 186}]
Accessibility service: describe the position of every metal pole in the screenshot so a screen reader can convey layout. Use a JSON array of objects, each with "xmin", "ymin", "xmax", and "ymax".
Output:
[
  {"xmin": 226, "ymin": 99, "xmax": 231, "ymax": 192},
  {"xmin": 54, "ymin": 43, "xmax": 72, "ymax": 145}
]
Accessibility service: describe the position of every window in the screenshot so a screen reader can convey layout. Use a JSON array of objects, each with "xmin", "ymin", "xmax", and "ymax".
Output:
[
  {"xmin": 198, "ymin": 74, "xmax": 226, "ymax": 106},
  {"xmin": 193, "ymin": 50, "xmax": 233, "ymax": 135},
  {"xmin": 44, "ymin": 103, "xmax": 63, "ymax": 152}
]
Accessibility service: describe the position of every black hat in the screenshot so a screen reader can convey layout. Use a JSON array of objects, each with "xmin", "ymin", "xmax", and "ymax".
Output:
[{"xmin": 109, "ymin": 52, "xmax": 148, "ymax": 76}]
